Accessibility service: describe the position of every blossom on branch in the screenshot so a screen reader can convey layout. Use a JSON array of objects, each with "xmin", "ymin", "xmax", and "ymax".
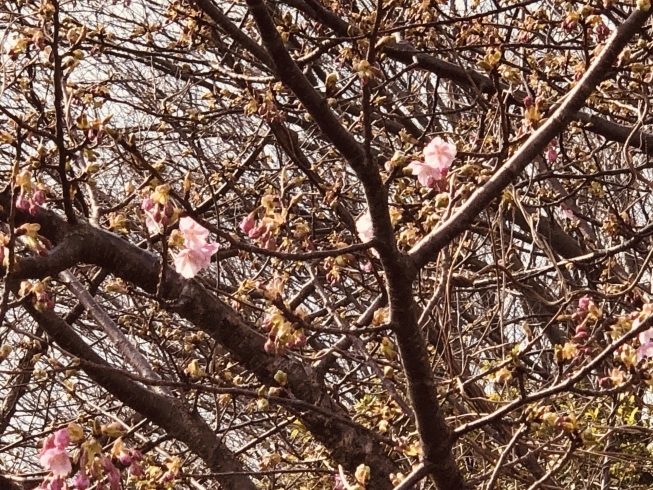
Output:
[
  {"xmin": 356, "ymin": 213, "xmax": 373, "ymax": 243},
  {"xmin": 407, "ymin": 137, "xmax": 456, "ymax": 188},
  {"xmin": 39, "ymin": 429, "xmax": 71, "ymax": 477},
  {"xmin": 173, "ymin": 217, "xmax": 219, "ymax": 278},
  {"xmin": 179, "ymin": 216, "xmax": 210, "ymax": 249}
]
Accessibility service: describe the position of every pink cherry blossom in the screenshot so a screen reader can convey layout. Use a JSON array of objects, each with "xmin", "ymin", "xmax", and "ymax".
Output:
[
  {"xmin": 39, "ymin": 447, "xmax": 71, "ymax": 475},
  {"xmin": 407, "ymin": 137, "xmax": 456, "ymax": 188},
  {"xmin": 53, "ymin": 429, "xmax": 69, "ymax": 448},
  {"xmin": 39, "ymin": 447, "xmax": 71, "ymax": 477},
  {"xmin": 356, "ymin": 213, "xmax": 373, "ymax": 243},
  {"xmin": 546, "ymin": 144, "xmax": 557, "ymax": 163},
  {"xmin": 239, "ymin": 213, "xmax": 256, "ymax": 234},
  {"xmin": 141, "ymin": 197, "xmax": 154, "ymax": 212},
  {"xmin": 179, "ymin": 217, "xmax": 210, "ymax": 249},
  {"xmin": 16, "ymin": 193, "xmax": 30, "ymax": 212},
  {"xmin": 174, "ymin": 243, "xmax": 219, "ymax": 278},
  {"xmin": 638, "ymin": 328, "xmax": 653, "ymax": 361},
  {"xmin": 73, "ymin": 471, "xmax": 90, "ymax": 490},
  {"xmin": 578, "ymin": 295, "xmax": 591, "ymax": 312}
]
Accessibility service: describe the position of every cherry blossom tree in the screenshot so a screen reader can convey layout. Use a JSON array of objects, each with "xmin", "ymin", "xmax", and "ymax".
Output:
[{"xmin": 2, "ymin": 0, "xmax": 653, "ymax": 489}]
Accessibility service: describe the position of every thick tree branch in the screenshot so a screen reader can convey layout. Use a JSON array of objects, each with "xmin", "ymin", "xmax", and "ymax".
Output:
[{"xmin": 0, "ymin": 201, "xmax": 400, "ymax": 489}]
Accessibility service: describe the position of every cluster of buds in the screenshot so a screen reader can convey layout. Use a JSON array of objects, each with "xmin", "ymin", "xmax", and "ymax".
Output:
[
  {"xmin": 20, "ymin": 280, "xmax": 54, "ymax": 312},
  {"xmin": 522, "ymin": 94, "xmax": 544, "ymax": 126},
  {"xmin": 569, "ymin": 295, "xmax": 600, "ymax": 358},
  {"xmin": 561, "ymin": 11, "xmax": 579, "ymax": 33},
  {"xmin": 263, "ymin": 331, "xmax": 307, "ymax": 355},
  {"xmin": 37, "ymin": 422, "xmax": 148, "ymax": 490},
  {"xmin": 239, "ymin": 211, "xmax": 280, "ymax": 251},
  {"xmin": 258, "ymin": 91, "xmax": 281, "ymax": 123},
  {"xmin": 37, "ymin": 429, "xmax": 72, "ymax": 490},
  {"xmin": 261, "ymin": 307, "xmax": 306, "ymax": 355},
  {"xmin": 594, "ymin": 21, "xmax": 610, "ymax": 42},
  {"xmin": 111, "ymin": 438, "xmax": 143, "ymax": 478},
  {"xmin": 141, "ymin": 184, "xmax": 177, "ymax": 233},
  {"xmin": 15, "ymin": 170, "xmax": 46, "ymax": 215},
  {"xmin": 161, "ymin": 457, "xmax": 181, "ymax": 483},
  {"xmin": 353, "ymin": 59, "xmax": 382, "ymax": 85},
  {"xmin": 17, "ymin": 223, "xmax": 52, "ymax": 255}
]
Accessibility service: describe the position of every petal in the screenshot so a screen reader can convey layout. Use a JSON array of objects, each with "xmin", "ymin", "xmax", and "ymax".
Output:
[
  {"xmin": 637, "ymin": 343, "xmax": 653, "ymax": 361},
  {"xmin": 174, "ymin": 251, "xmax": 199, "ymax": 278},
  {"xmin": 416, "ymin": 169, "xmax": 437, "ymax": 188},
  {"xmin": 406, "ymin": 160, "xmax": 426, "ymax": 175},
  {"xmin": 640, "ymin": 327, "xmax": 653, "ymax": 344},
  {"xmin": 201, "ymin": 243, "xmax": 220, "ymax": 256},
  {"xmin": 53, "ymin": 429, "xmax": 69, "ymax": 449}
]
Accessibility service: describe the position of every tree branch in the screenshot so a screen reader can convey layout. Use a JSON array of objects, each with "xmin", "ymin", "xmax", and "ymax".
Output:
[{"xmin": 408, "ymin": 8, "xmax": 652, "ymax": 270}]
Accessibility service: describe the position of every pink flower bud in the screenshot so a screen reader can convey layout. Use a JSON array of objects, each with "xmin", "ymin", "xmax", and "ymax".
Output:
[
  {"xmin": 594, "ymin": 22, "xmax": 610, "ymax": 42},
  {"xmin": 573, "ymin": 331, "xmax": 588, "ymax": 341},
  {"xmin": 47, "ymin": 478, "xmax": 64, "ymax": 490},
  {"xmin": 546, "ymin": 145, "xmax": 557, "ymax": 163},
  {"xmin": 294, "ymin": 333, "xmax": 306, "ymax": 348},
  {"xmin": 262, "ymin": 235, "xmax": 277, "ymax": 251},
  {"xmin": 33, "ymin": 189, "xmax": 46, "ymax": 205},
  {"xmin": 248, "ymin": 225, "xmax": 265, "ymax": 239},
  {"xmin": 118, "ymin": 453, "xmax": 132, "ymax": 465},
  {"xmin": 598, "ymin": 377, "xmax": 611, "ymax": 388},
  {"xmin": 16, "ymin": 193, "xmax": 30, "ymax": 211},
  {"xmin": 264, "ymin": 338, "xmax": 276, "ymax": 354},
  {"xmin": 73, "ymin": 471, "xmax": 90, "ymax": 490},
  {"xmin": 578, "ymin": 295, "xmax": 591, "ymax": 311},
  {"xmin": 141, "ymin": 198, "xmax": 154, "ymax": 212},
  {"xmin": 129, "ymin": 462, "xmax": 143, "ymax": 477},
  {"xmin": 239, "ymin": 213, "xmax": 256, "ymax": 234}
]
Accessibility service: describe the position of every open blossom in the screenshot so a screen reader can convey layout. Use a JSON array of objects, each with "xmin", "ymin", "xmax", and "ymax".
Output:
[
  {"xmin": 174, "ymin": 243, "xmax": 219, "ymax": 278},
  {"xmin": 173, "ymin": 218, "xmax": 220, "ymax": 278},
  {"xmin": 407, "ymin": 137, "xmax": 456, "ymax": 188},
  {"xmin": 356, "ymin": 213, "xmax": 373, "ymax": 243},
  {"xmin": 39, "ymin": 429, "xmax": 71, "ymax": 477},
  {"xmin": 179, "ymin": 216, "xmax": 209, "ymax": 249}
]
